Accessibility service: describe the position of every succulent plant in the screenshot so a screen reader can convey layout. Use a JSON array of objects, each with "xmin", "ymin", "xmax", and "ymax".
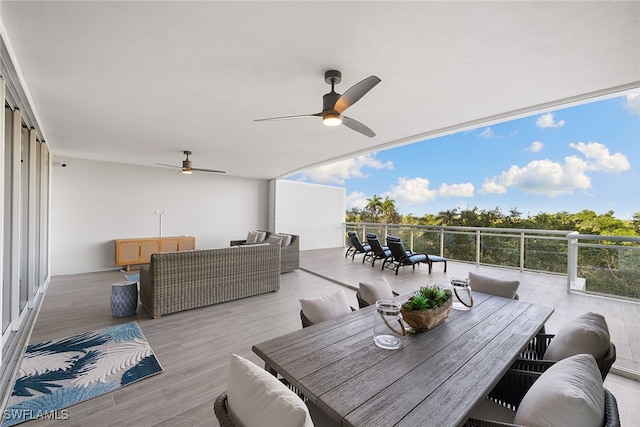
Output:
[{"xmin": 402, "ymin": 285, "xmax": 452, "ymax": 312}]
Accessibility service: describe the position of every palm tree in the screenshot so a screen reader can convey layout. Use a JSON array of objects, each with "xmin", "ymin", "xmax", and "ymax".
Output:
[
  {"xmin": 436, "ymin": 208, "xmax": 458, "ymax": 225},
  {"xmin": 365, "ymin": 194, "xmax": 384, "ymax": 222}
]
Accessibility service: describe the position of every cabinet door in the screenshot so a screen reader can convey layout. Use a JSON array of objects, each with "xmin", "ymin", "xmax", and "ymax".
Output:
[
  {"xmin": 178, "ymin": 237, "xmax": 195, "ymax": 251},
  {"xmin": 117, "ymin": 241, "xmax": 140, "ymax": 265},
  {"xmin": 161, "ymin": 239, "xmax": 179, "ymax": 253},
  {"xmin": 140, "ymin": 241, "xmax": 160, "ymax": 263}
]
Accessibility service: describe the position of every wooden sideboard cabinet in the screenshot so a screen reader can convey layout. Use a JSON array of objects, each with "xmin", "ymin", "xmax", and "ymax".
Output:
[{"xmin": 115, "ymin": 236, "xmax": 196, "ymax": 271}]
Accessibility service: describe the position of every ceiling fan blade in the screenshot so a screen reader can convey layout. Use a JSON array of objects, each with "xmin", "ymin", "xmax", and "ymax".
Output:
[
  {"xmin": 254, "ymin": 113, "xmax": 322, "ymax": 122},
  {"xmin": 191, "ymin": 167, "xmax": 226, "ymax": 174},
  {"xmin": 334, "ymin": 76, "xmax": 381, "ymax": 114},
  {"xmin": 154, "ymin": 163, "xmax": 181, "ymax": 169},
  {"xmin": 341, "ymin": 116, "xmax": 376, "ymax": 138}
]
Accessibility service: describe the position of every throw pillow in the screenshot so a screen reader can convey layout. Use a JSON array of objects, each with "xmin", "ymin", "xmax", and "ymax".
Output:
[
  {"xmin": 256, "ymin": 231, "xmax": 267, "ymax": 243},
  {"xmin": 543, "ymin": 312, "xmax": 610, "ymax": 361},
  {"xmin": 246, "ymin": 230, "xmax": 260, "ymax": 244},
  {"xmin": 226, "ymin": 354, "xmax": 313, "ymax": 427},
  {"xmin": 468, "ymin": 272, "xmax": 519, "ymax": 299},
  {"xmin": 513, "ymin": 354, "xmax": 605, "ymax": 427},
  {"xmin": 267, "ymin": 235, "xmax": 283, "ymax": 246},
  {"xmin": 272, "ymin": 233, "xmax": 292, "ymax": 247},
  {"xmin": 359, "ymin": 276, "xmax": 394, "ymax": 305},
  {"xmin": 299, "ymin": 289, "xmax": 352, "ymax": 325}
]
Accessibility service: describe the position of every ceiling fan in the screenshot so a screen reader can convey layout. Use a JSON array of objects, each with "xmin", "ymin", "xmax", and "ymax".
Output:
[
  {"xmin": 255, "ymin": 70, "xmax": 381, "ymax": 138},
  {"xmin": 154, "ymin": 151, "xmax": 225, "ymax": 174}
]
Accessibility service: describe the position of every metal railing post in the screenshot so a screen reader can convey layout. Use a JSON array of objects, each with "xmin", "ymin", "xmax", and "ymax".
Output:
[
  {"xmin": 439, "ymin": 228, "xmax": 444, "ymax": 257},
  {"xmin": 475, "ymin": 230, "xmax": 481, "ymax": 265},
  {"xmin": 409, "ymin": 226, "xmax": 414, "ymax": 252},
  {"xmin": 567, "ymin": 232, "xmax": 579, "ymax": 293},
  {"xmin": 520, "ymin": 232, "xmax": 525, "ymax": 272}
]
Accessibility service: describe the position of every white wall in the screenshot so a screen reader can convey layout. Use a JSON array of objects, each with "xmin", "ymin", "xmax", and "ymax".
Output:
[
  {"xmin": 51, "ymin": 157, "xmax": 270, "ymax": 275},
  {"xmin": 273, "ymin": 180, "xmax": 344, "ymax": 250}
]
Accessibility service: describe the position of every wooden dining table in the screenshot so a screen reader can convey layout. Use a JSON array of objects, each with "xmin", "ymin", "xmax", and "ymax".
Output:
[{"xmin": 252, "ymin": 291, "xmax": 554, "ymax": 427}]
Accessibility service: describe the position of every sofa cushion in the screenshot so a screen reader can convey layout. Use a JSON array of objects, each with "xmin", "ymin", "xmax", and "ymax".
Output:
[
  {"xmin": 513, "ymin": 354, "xmax": 605, "ymax": 427},
  {"xmin": 543, "ymin": 312, "xmax": 610, "ymax": 361},
  {"xmin": 272, "ymin": 233, "xmax": 292, "ymax": 247},
  {"xmin": 227, "ymin": 354, "xmax": 313, "ymax": 427},
  {"xmin": 300, "ymin": 289, "xmax": 352, "ymax": 325},
  {"xmin": 468, "ymin": 272, "xmax": 519, "ymax": 299},
  {"xmin": 246, "ymin": 230, "xmax": 268, "ymax": 244},
  {"xmin": 246, "ymin": 230, "xmax": 260, "ymax": 244},
  {"xmin": 359, "ymin": 276, "xmax": 394, "ymax": 305},
  {"xmin": 267, "ymin": 235, "xmax": 283, "ymax": 246}
]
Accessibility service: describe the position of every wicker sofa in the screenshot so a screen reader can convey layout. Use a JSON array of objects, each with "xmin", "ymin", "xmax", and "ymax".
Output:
[
  {"xmin": 230, "ymin": 232, "xmax": 299, "ymax": 273},
  {"xmin": 140, "ymin": 244, "xmax": 280, "ymax": 318}
]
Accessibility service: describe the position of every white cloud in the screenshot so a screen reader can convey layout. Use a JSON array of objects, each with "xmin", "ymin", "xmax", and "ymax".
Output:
[
  {"xmin": 624, "ymin": 91, "xmax": 640, "ymax": 115},
  {"xmin": 479, "ymin": 179, "xmax": 508, "ymax": 195},
  {"xmin": 569, "ymin": 142, "xmax": 630, "ymax": 172},
  {"xmin": 536, "ymin": 113, "xmax": 566, "ymax": 129},
  {"xmin": 528, "ymin": 141, "xmax": 544, "ymax": 152},
  {"xmin": 298, "ymin": 153, "xmax": 393, "ymax": 185},
  {"xmin": 385, "ymin": 177, "xmax": 437, "ymax": 204},
  {"xmin": 486, "ymin": 158, "xmax": 591, "ymax": 197},
  {"xmin": 438, "ymin": 182, "xmax": 474, "ymax": 197},
  {"xmin": 478, "ymin": 126, "xmax": 518, "ymax": 139},
  {"xmin": 479, "ymin": 127, "xmax": 495, "ymax": 139},
  {"xmin": 346, "ymin": 191, "xmax": 368, "ymax": 209}
]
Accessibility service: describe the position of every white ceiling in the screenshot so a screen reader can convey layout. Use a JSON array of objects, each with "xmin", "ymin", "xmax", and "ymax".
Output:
[{"xmin": 1, "ymin": 1, "xmax": 638, "ymax": 180}]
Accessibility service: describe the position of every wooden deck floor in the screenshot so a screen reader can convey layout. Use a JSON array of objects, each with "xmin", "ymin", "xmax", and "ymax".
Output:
[{"xmin": 16, "ymin": 247, "xmax": 640, "ymax": 426}]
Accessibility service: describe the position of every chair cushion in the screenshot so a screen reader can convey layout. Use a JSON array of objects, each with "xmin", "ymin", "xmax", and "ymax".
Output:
[
  {"xmin": 468, "ymin": 272, "xmax": 519, "ymax": 299},
  {"xmin": 272, "ymin": 233, "xmax": 292, "ymax": 247},
  {"xmin": 300, "ymin": 289, "xmax": 352, "ymax": 325},
  {"xmin": 267, "ymin": 235, "xmax": 283, "ymax": 246},
  {"xmin": 226, "ymin": 354, "xmax": 313, "ymax": 427},
  {"xmin": 359, "ymin": 276, "xmax": 394, "ymax": 305},
  {"xmin": 246, "ymin": 230, "xmax": 260, "ymax": 244},
  {"xmin": 513, "ymin": 354, "xmax": 605, "ymax": 427},
  {"xmin": 408, "ymin": 253, "xmax": 427, "ymax": 264},
  {"xmin": 543, "ymin": 312, "xmax": 611, "ymax": 361}
]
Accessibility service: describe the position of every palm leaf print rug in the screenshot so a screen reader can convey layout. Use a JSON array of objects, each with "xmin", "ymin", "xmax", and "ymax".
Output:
[{"xmin": 2, "ymin": 322, "xmax": 162, "ymax": 426}]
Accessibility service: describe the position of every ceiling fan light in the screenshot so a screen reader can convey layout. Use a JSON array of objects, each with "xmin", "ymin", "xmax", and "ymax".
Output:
[
  {"xmin": 182, "ymin": 168, "xmax": 192, "ymax": 174},
  {"xmin": 323, "ymin": 112, "xmax": 342, "ymax": 127}
]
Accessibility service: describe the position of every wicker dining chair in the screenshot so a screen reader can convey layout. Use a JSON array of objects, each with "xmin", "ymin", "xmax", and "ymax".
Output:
[
  {"xmin": 355, "ymin": 290, "xmax": 400, "ymax": 309},
  {"xmin": 214, "ymin": 392, "xmax": 236, "ymax": 427},
  {"xmin": 516, "ymin": 331, "xmax": 616, "ymax": 380},
  {"xmin": 300, "ymin": 306, "xmax": 356, "ymax": 328},
  {"xmin": 464, "ymin": 365, "xmax": 620, "ymax": 427}
]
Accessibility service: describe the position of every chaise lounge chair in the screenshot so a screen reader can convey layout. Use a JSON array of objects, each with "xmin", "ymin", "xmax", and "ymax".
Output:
[
  {"xmin": 345, "ymin": 231, "xmax": 373, "ymax": 263},
  {"xmin": 365, "ymin": 233, "xmax": 392, "ymax": 268},
  {"xmin": 384, "ymin": 236, "xmax": 447, "ymax": 275}
]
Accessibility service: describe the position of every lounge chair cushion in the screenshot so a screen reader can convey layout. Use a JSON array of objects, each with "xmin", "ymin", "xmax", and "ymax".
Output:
[
  {"xmin": 267, "ymin": 235, "xmax": 283, "ymax": 246},
  {"xmin": 468, "ymin": 272, "xmax": 519, "ymax": 299},
  {"xmin": 272, "ymin": 233, "xmax": 292, "ymax": 247},
  {"xmin": 227, "ymin": 354, "xmax": 313, "ymax": 427},
  {"xmin": 359, "ymin": 276, "xmax": 394, "ymax": 305},
  {"xmin": 246, "ymin": 230, "xmax": 267, "ymax": 244},
  {"xmin": 513, "ymin": 354, "xmax": 605, "ymax": 427},
  {"xmin": 300, "ymin": 289, "xmax": 352, "ymax": 324},
  {"xmin": 543, "ymin": 312, "xmax": 611, "ymax": 361}
]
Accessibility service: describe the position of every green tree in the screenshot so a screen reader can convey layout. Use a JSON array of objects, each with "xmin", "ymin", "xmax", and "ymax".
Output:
[
  {"xmin": 436, "ymin": 208, "xmax": 458, "ymax": 225},
  {"xmin": 365, "ymin": 194, "xmax": 384, "ymax": 222}
]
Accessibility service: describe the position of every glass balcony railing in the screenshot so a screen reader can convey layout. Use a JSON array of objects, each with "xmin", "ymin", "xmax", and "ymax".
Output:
[{"xmin": 346, "ymin": 223, "xmax": 640, "ymax": 302}]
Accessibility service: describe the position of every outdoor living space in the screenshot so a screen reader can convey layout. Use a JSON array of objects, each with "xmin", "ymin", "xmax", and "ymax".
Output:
[{"xmin": 23, "ymin": 248, "xmax": 640, "ymax": 426}]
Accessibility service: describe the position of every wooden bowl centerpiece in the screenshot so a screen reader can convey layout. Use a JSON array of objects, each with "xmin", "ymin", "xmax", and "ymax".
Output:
[{"xmin": 400, "ymin": 285, "xmax": 453, "ymax": 331}]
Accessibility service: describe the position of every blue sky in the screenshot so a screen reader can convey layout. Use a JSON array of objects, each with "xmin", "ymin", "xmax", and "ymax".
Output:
[{"xmin": 288, "ymin": 91, "xmax": 640, "ymax": 220}]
